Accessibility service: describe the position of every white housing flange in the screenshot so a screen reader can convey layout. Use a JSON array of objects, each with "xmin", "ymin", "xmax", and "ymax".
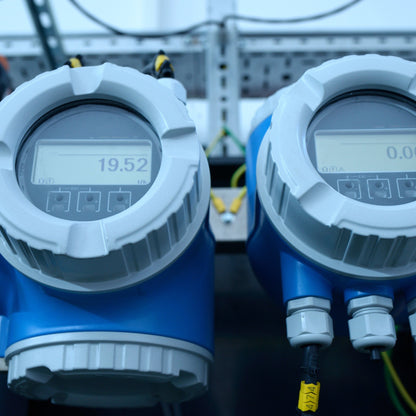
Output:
[
  {"xmin": 256, "ymin": 55, "xmax": 416, "ymax": 280},
  {"xmin": 6, "ymin": 332, "xmax": 212, "ymax": 407},
  {"xmin": 0, "ymin": 63, "xmax": 210, "ymax": 292}
]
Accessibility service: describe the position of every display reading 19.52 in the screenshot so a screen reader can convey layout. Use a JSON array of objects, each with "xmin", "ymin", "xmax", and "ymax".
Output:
[
  {"xmin": 314, "ymin": 130, "xmax": 416, "ymax": 173},
  {"xmin": 32, "ymin": 139, "xmax": 152, "ymax": 185},
  {"xmin": 98, "ymin": 157, "xmax": 148, "ymax": 173}
]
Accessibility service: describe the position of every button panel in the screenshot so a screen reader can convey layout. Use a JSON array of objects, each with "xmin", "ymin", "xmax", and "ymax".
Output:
[
  {"xmin": 322, "ymin": 173, "xmax": 416, "ymax": 205},
  {"xmin": 42, "ymin": 188, "xmax": 136, "ymax": 220}
]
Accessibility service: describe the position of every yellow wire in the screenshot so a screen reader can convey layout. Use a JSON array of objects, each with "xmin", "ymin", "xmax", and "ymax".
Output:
[
  {"xmin": 210, "ymin": 190, "xmax": 226, "ymax": 214},
  {"xmin": 206, "ymin": 129, "xmax": 227, "ymax": 216},
  {"xmin": 237, "ymin": 186, "xmax": 247, "ymax": 199},
  {"xmin": 229, "ymin": 186, "xmax": 247, "ymax": 214},
  {"xmin": 381, "ymin": 351, "xmax": 416, "ymax": 414},
  {"xmin": 230, "ymin": 164, "xmax": 246, "ymax": 188},
  {"xmin": 205, "ymin": 129, "xmax": 225, "ymax": 158}
]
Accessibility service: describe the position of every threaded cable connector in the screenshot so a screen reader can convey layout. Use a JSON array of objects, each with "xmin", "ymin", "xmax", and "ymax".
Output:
[
  {"xmin": 347, "ymin": 295, "xmax": 396, "ymax": 354},
  {"xmin": 286, "ymin": 297, "xmax": 333, "ymax": 348},
  {"xmin": 407, "ymin": 297, "xmax": 416, "ymax": 343}
]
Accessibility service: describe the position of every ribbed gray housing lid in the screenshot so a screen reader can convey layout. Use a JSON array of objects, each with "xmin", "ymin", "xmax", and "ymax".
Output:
[{"xmin": 0, "ymin": 63, "xmax": 210, "ymax": 292}]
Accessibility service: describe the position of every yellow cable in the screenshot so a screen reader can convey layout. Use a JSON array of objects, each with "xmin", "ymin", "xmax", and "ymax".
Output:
[
  {"xmin": 382, "ymin": 351, "xmax": 416, "ymax": 414},
  {"xmin": 205, "ymin": 129, "xmax": 225, "ymax": 158},
  {"xmin": 210, "ymin": 190, "xmax": 226, "ymax": 214},
  {"xmin": 230, "ymin": 164, "xmax": 246, "ymax": 188},
  {"xmin": 229, "ymin": 186, "xmax": 247, "ymax": 214}
]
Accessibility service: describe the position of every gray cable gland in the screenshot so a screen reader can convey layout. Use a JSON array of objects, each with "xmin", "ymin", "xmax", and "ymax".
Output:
[
  {"xmin": 286, "ymin": 297, "xmax": 333, "ymax": 348},
  {"xmin": 347, "ymin": 295, "xmax": 396, "ymax": 353},
  {"xmin": 407, "ymin": 297, "xmax": 416, "ymax": 342}
]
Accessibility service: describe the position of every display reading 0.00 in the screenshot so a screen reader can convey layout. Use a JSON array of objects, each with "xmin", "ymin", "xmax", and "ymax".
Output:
[
  {"xmin": 386, "ymin": 145, "xmax": 416, "ymax": 160},
  {"xmin": 315, "ymin": 130, "xmax": 416, "ymax": 173},
  {"xmin": 32, "ymin": 139, "xmax": 152, "ymax": 185}
]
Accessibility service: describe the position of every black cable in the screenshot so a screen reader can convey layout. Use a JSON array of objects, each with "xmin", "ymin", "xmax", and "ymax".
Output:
[
  {"xmin": 68, "ymin": 0, "xmax": 363, "ymax": 39},
  {"xmin": 297, "ymin": 345, "xmax": 320, "ymax": 416},
  {"xmin": 142, "ymin": 50, "xmax": 175, "ymax": 79},
  {"xmin": 370, "ymin": 347, "xmax": 382, "ymax": 360},
  {"xmin": 301, "ymin": 345, "xmax": 320, "ymax": 385},
  {"xmin": 68, "ymin": 0, "xmax": 220, "ymax": 38},
  {"xmin": 224, "ymin": 0, "xmax": 363, "ymax": 25}
]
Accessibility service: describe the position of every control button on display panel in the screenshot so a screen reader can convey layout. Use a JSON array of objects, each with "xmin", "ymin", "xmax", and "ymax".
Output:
[
  {"xmin": 46, "ymin": 191, "xmax": 71, "ymax": 213},
  {"xmin": 337, "ymin": 179, "xmax": 361, "ymax": 200},
  {"xmin": 108, "ymin": 191, "xmax": 132, "ymax": 213},
  {"xmin": 367, "ymin": 179, "xmax": 391, "ymax": 200},
  {"xmin": 397, "ymin": 178, "xmax": 416, "ymax": 198},
  {"xmin": 77, "ymin": 191, "xmax": 101, "ymax": 213}
]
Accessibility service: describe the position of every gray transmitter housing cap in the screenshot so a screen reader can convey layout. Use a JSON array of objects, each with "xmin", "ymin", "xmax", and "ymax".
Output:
[
  {"xmin": 256, "ymin": 55, "xmax": 416, "ymax": 280},
  {"xmin": 0, "ymin": 63, "xmax": 210, "ymax": 292}
]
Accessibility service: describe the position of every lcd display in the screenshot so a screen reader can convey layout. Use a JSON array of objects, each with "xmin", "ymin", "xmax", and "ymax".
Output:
[
  {"xmin": 315, "ymin": 130, "xmax": 416, "ymax": 173},
  {"xmin": 32, "ymin": 139, "xmax": 152, "ymax": 185}
]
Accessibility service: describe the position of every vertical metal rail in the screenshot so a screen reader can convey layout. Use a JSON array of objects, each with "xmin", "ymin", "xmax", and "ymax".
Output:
[
  {"xmin": 25, "ymin": 0, "xmax": 67, "ymax": 69},
  {"xmin": 206, "ymin": 0, "xmax": 241, "ymax": 157}
]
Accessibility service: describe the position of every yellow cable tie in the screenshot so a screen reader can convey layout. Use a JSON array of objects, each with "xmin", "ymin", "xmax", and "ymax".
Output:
[{"xmin": 297, "ymin": 381, "xmax": 320, "ymax": 413}]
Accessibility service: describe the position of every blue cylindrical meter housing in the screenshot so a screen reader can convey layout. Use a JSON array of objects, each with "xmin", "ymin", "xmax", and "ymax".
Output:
[
  {"xmin": 0, "ymin": 64, "xmax": 214, "ymax": 407},
  {"xmin": 247, "ymin": 55, "xmax": 416, "ymax": 351}
]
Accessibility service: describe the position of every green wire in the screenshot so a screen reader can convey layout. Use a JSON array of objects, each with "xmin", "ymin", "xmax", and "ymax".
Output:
[
  {"xmin": 385, "ymin": 363, "xmax": 410, "ymax": 416},
  {"xmin": 205, "ymin": 126, "xmax": 245, "ymax": 158},
  {"xmin": 223, "ymin": 126, "xmax": 246, "ymax": 154}
]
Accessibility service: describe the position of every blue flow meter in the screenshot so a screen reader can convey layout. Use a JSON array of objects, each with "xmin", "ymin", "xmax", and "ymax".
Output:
[
  {"xmin": 246, "ymin": 55, "xmax": 416, "ymax": 357},
  {"xmin": 0, "ymin": 63, "xmax": 214, "ymax": 407}
]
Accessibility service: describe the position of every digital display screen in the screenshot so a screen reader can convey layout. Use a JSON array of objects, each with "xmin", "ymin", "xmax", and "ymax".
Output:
[
  {"xmin": 314, "ymin": 130, "xmax": 416, "ymax": 173},
  {"xmin": 32, "ymin": 139, "xmax": 152, "ymax": 185}
]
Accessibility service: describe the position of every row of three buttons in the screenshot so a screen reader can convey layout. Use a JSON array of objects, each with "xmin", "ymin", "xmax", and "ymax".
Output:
[
  {"xmin": 338, "ymin": 178, "xmax": 416, "ymax": 200},
  {"xmin": 46, "ymin": 191, "xmax": 132, "ymax": 213}
]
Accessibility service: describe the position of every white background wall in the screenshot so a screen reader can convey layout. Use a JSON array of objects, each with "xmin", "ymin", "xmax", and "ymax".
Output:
[{"xmin": 0, "ymin": 0, "xmax": 415, "ymax": 35}]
